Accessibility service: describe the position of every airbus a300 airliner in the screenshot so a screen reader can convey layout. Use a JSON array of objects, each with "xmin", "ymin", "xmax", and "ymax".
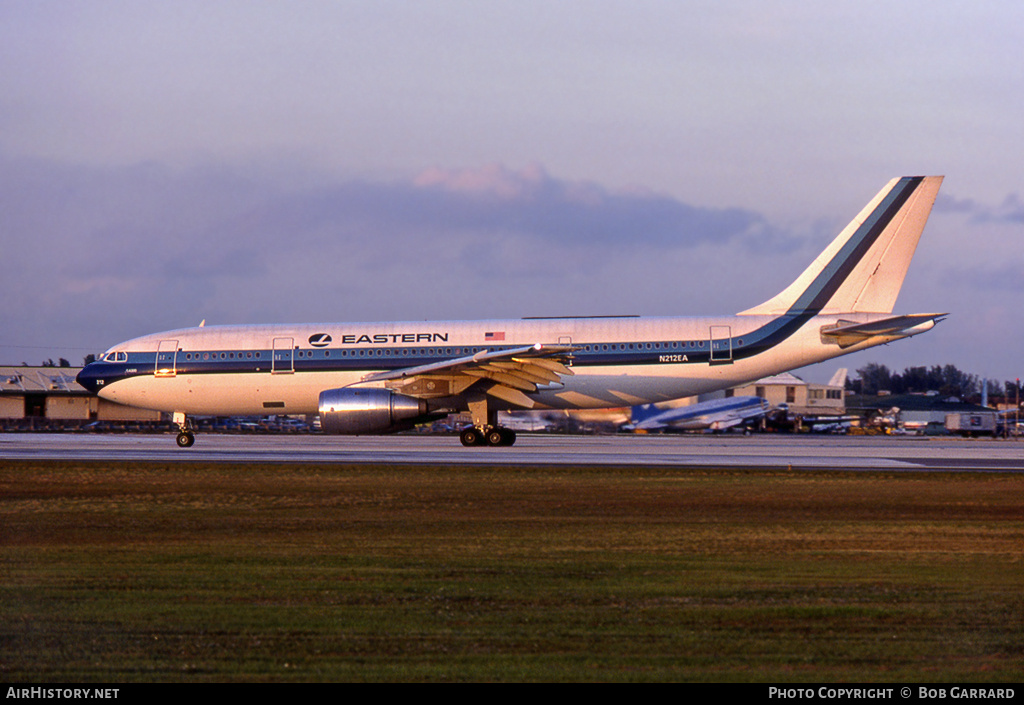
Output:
[{"xmin": 77, "ymin": 176, "xmax": 946, "ymax": 448}]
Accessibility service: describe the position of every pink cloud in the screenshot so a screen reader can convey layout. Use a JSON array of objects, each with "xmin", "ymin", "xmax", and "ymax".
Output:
[{"xmin": 413, "ymin": 163, "xmax": 548, "ymax": 200}]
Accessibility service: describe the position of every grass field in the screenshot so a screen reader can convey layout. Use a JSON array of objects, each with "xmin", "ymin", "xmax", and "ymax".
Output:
[{"xmin": 2, "ymin": 459, "xmax": 1022, "ymax": 682}]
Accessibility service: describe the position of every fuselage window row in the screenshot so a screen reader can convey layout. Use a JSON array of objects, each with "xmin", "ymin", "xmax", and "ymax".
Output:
[{"xmin": 172, "ymin": 341, "xmax": 713, "ymax": 365}]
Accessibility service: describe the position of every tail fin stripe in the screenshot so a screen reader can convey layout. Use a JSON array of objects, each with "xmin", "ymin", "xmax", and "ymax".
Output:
[
  {"xmin": 787, "ymin": 176, "xmax": 924, "ymax": 316},
  {"xmin": 721, "ymin": 177, "xmax": 931, "ymax": 359}
]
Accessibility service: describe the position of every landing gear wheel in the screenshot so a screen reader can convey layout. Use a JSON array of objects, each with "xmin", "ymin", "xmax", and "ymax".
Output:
[
  {"xmin": 460, "ymin": 427, "xmax": 484, "ymax": 447},
  {"xmin": 176, "ymin": 431, "xmax": 195, "ymax": 448},
  {"xmin": 481, "ymin": 427, "xmax": 516, "ymax": 447}
]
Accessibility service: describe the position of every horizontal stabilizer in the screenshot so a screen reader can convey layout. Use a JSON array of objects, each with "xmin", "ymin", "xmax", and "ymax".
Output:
[{"xmin": 820, "ymin": 313, "xmax": 947, "ymax": 348}]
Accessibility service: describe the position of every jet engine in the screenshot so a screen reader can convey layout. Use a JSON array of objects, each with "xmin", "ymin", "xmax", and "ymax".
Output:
[{"xmin": 318, "ymin": 387, "xmax": 430, "ymax": 434}]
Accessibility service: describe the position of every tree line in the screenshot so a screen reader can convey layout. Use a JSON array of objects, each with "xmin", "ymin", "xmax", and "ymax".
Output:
[
  {"xmin": 848, "ymin": 362, "xmax": 1021, "ymax": 402},
  {"xmin": 24, "ymin": 358, "xmax": 73, "ymax": 368}
]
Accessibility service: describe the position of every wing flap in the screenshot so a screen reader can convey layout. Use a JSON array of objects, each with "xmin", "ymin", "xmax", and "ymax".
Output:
[
  {"xmin": 482, "ymin": 361, "xmax": 562, "ymax": 385},
  {"xmin": 361, "ymin": 343, "xmax": 574, "ymax": 383},
  {"xmin": 483, "ymin": 383, "xmax": 537, "ymax": 409},
  {"xmin": 512, "ymin": 356, "xmax": 574, "ymax": 377},
  {"xmin": 463, "ymin": 368, "xmax": 538, "ymax": 392},
  {"xmin": 357, "ymin": 343, "xmax": 576, "ymax": 408}
]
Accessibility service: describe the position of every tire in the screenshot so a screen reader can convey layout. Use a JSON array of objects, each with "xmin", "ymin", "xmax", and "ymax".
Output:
[{"xmin": 460, "ymin": 428, "xmax": 482, "ymax": 447}]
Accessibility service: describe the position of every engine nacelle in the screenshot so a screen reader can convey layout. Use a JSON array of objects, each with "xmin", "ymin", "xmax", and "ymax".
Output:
[{"xmin": 318, "ymin": 387, "xmax": 429, "ymax": 434}]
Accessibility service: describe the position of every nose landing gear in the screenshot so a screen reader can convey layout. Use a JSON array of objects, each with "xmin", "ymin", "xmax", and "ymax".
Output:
[{"xmin": 173, "ymin": 412, "xmax": 195, "ymax": 448}]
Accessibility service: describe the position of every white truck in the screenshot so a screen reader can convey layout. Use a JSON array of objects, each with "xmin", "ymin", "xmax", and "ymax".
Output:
[{"xmin": 944, "ymin": 412, "xmax": 998, "ymax": 437}]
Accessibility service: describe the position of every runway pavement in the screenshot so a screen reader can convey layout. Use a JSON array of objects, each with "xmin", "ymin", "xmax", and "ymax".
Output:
[{"xmin": 2, "ymin": 432, "xmax": 1023, "ymax": 471}]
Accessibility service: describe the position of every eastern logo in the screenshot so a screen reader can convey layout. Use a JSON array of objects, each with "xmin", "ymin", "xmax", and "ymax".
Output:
[{"xmin": 308, "ymin": 333, "xmax": 332, "ymax": 347}]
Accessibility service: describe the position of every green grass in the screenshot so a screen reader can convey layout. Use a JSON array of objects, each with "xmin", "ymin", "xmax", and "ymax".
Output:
[{"xmin": 2, "ymin": 461, "xmax": 1023, "ymax": 681}]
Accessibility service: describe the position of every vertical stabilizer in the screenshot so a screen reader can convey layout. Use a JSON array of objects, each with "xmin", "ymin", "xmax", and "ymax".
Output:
[
  {"xmin": 828, "ymin": 368, "xmax": 848, "ymax": 388},
  {"xmin": 741, "ymin": 176, "xmax": 943, "ymax": 315},
  {"xmin": 630, "ymin": 403, "xmax": 662, "ymax": 425}
]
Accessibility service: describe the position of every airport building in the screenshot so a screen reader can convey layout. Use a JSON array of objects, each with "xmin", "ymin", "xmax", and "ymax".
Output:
[
  {"xmin": 728, "ymin": 371, "xmax": 847, "ymax": 417},
  {"xmin": 846, "ymin": 392, "xmax": 996, "ymax": 434},
  {"xmin": 0, "ymin": 366, "xmax": 160, "ymax": 428}
]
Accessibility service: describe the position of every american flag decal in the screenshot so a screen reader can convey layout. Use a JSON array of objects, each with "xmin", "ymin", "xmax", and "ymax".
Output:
[{"xmin": 484, "ymin": 331, "xmax": 505, "ymax": 341}]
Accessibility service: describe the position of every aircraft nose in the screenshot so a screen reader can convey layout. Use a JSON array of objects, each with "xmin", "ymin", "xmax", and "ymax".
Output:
[{"xmin": 76, "ymin": 364, "xmax": 104, "ymax": 394}]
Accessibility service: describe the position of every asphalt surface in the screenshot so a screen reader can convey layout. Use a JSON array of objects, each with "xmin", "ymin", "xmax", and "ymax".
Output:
[{"xmin": 3, "ymin": 432, "xmax": 1023, "ymax": 471}]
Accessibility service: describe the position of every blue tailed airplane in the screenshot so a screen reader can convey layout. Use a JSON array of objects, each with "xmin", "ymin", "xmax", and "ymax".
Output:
[
  {"xmin": 626, "ymin": 396, "xmax": 772, "ymax": 432},
  {"xmin": 77, "ymin": 176, "xmax": 946, "ymax": 448}
]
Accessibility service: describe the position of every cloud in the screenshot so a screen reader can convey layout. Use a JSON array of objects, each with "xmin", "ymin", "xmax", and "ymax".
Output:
[
  {"xmin": 935, "ymin": 191, "xmax": 1024, "ymax": 224},
  {"xmin": 224, "ymin": 162, "xmax": 781, "ymax": 259},
  {"xmin": 404, "ymin": 163, "xmax": 782, "ymax": 250},
  {"xmin": 1, "ymin": 156, "xmax": 797, "ymax": 354}
]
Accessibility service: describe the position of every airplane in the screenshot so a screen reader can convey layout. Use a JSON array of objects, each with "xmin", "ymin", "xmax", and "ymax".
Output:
[
  {"xmin": 76, "ymin": 175, "xmax": 946, "ymax": 449},
  {"xmin": 625, "ymin": 396, "xmax": 771, "ymax": 432}
]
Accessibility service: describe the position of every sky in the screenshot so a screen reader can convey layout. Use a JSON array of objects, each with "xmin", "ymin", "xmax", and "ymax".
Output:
[{"xmin": 2, "ymin": 1, "xmax": 1022, "ymax": 385}]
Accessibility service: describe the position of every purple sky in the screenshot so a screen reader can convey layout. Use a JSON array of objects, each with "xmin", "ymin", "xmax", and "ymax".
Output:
[{"xmin": 2, "ymin": 2, "xmax": 1022, "ymax": 384}]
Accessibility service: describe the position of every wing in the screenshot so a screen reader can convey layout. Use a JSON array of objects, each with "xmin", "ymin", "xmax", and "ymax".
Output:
[{"xmin": 356, "ymin": 343, "xmax": 575, "ymax": 409}]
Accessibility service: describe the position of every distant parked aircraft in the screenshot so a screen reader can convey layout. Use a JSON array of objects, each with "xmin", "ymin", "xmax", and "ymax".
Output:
[{"xmin": 626, "ymin": 396, "xmax": 771, "ymax": 432}]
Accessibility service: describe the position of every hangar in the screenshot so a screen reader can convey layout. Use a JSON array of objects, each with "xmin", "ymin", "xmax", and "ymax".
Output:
[
  {"xmin": 729, "ymin": 370, "xmax": 847, "ymax": 418},
  {"xmin": 0, "ymin": 366, "xmax": 159, "ymax": 429}
]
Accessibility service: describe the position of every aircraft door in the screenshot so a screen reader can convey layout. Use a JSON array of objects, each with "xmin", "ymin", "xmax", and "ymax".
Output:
[
  {"xmin": 709, "ymin": 326, "xmax": 733, "ymax": 364},
  {"xmin": 155, "ymin": 340, "xmax": 179, "ymax": 377},
  {"xmin": 558, "ymin": 335, "xmax": 574, "ymax": 365},
  {"xmin": 272, "ymin": 337, "xmax": 294, "ymax": 374}
]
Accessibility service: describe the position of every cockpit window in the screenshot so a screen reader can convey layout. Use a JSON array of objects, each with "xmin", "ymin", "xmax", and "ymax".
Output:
[{"xmin": 104, "ymin": 351, "xmax": 128, "ymax": 362}]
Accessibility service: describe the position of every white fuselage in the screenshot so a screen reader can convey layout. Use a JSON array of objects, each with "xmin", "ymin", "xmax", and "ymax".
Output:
[{"xmin": 83, "ymin": 311, "xmax": 911, "ymax": 417}]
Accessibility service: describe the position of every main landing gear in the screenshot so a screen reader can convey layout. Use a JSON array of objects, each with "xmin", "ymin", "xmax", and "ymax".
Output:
[
  {"xmin": 173, "ymin": 412, "xmax": 195, "ymax": 448},
  {"xmin": 459, "ymin": 394, "xmax": 517, "ymax": 447},
  {"xmin": 460, "ymin": 425, "xmax": 517, "ymax": 447}
]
